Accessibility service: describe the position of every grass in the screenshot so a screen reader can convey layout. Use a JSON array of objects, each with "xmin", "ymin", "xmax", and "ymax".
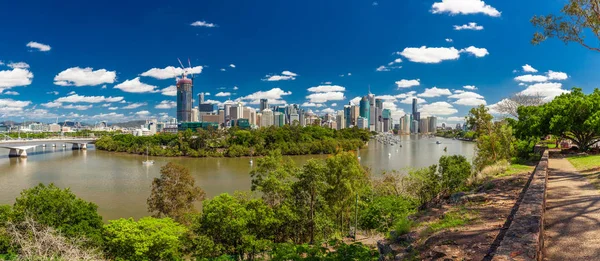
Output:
[
  {"xmin": 423, "ymin": 208, "xmax": 475, "ymax": 234},
  {"xmin": 498, "ymin": 164, "xmax": 535, "ymax": 177},
  {"xmin": 567, "ymin": 155, "xmax": 600, "ymax": 171}
]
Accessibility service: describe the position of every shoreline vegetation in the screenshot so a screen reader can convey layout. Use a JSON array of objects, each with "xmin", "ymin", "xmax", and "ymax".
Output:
[{"xmin": 95, "ymin": 125, "xmax": 371, "ymax": 158}]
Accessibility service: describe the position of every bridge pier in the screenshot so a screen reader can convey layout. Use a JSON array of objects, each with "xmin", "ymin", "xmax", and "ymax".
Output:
[
  {"xmin": 8, "ymin": 148, "xmax": 27, "ymax": 158},
  {"xmin": 72, "ymin": 143, "xmax": 80, "ymax": 150}
]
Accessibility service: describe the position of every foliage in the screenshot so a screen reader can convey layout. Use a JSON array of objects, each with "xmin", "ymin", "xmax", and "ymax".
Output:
[
  {"xmin": 103, "ymin": 217, "xmax": 186, "ymax": 261},
  {"xmin": 531, "ymin": 0, "xmax": 600, "ymax": 52},
  {"xmin": 468, "ymin": 105, "xmax": 515, "ymax": 170},
  {"xmin": 426, "ymin": 212, "xmax": 469, "ymax": 233},
  {"xmin": 147, "ymin": 162, "xmax": 206, "ymax": 224},
  {"xmin": 270, "ymin": 241, "xmax": 378, "ymax": 261},
  {"xmin": 95, "ymin": 125, "xmax": 370, "ymax": 158},
  {"xmin": 0, "ymin": 205, "xmax": 12, "ymax": 255},
  {"xmin": 391, "ymin": 218, "xmax": 413, "ymax": 239},
  {"xmin": 438, "ymin": 155, "xmax": 472, "ymax": 195},
  {"xmin": 11, "ymin": 183, "xmax": 104, "ymax": 246},
  {"xmin": 513, "ymin": 137, "xmax": 540, "ymax": 160},
  {"xmin": 359, "ymin": 196, "xmax": 416, "ymax": 232},
  {"xmin": 515, "ymin": 88, "xmax": 600, "ymax": 151},
  {"xmin": 250, "ymin": 150, "xmax": 297, "ymax": 207},
  {"xmin": 405, "ymin": 166, "xmax": 440, "ymax": 206}
]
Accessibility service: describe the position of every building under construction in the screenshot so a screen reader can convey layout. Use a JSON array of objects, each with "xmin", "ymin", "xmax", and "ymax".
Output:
[{"xmin": 176, "ymin": 76, "xmax": 193, "ymax": 122}]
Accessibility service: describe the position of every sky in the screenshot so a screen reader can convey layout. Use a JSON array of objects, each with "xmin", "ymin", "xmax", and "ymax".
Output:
[{"xmin": 1, "ymin": 0, "xmax": 599, "ymax": 124}]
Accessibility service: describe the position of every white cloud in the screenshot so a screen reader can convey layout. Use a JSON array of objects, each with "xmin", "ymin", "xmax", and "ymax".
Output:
[
  {"xmin": 431, "ymin": 0, "xmax": 501, "ymax": 17},
  {"xmin": 26, "ymin": 41, "xmax": 51, "ymax": 51},
  {"xmin": 101, "ymin": 85, "xmax": 107, "ymax": 89},
  {"xmin": 41, "ymin": 101, "xmax": 62, "ymax": 108},
  {"xmin": 518, "ymin": 83, "xmax": 526, "ymax": 86},
  {"xmin": 418, "ymin": 87, "xmax": 452, "ymax": 97},
  {"xmin": 108, "ymin": 107, "xmax": 118, "ymax": 110},
  {"xmin": 522, "ymin": 64, "xmax": 538, "ymax": 73},
  {"xmin": 445, "ymin": 116, "xmax": 466, "ymax": 123},
  {"xmin": 448, "ymin": 91, "xmax": 486, "ymax": 106},
  {"xmin": 0, "ymin": 68, "xmax": 33, "ymax": 88},
  {"xmin": 3, "ymin": 91, "xmax": 19, "ymax": 95},
  {"xmin": 55, "ymin": 94, "xmax": 124, "ymax": 103},
  {"xmin": 445, "ymin": 38, "xmax": 453, "ymax": 42},
  {"xmin": 387, "ymin": 58, "xmax": 402, "ymax": 66},
  {"xmin": 122, "ymin": 102, "xmax": 147, "ymax": 109},
  {"xmin": 400, "ymin": 97, "xmax": 426, "ymax": 104},
  {"xmin": 0, "ymin": 99, "xmax": 31, "ymax": 115},
  {"xmin": 454, "ymin": 22, "xmax": 484, "ymax": 30},
  {"xmin": 463, "ymin": 85, "xmax": 477, "ymax": 90},
  {"xmin": 395, "ymin": 91, "xmax": 417, "ymax": 99},
  {"xmin": 101, "ymin": 103, "xmax": 111, "ymax": 107},
  {"xmin": 135, "ymin": 110, "xmax": 151, "ymax": 116},
  {"xmin": 350, "ymin": 97, "xmax": 361, "ymax": 105},
  {"xmin": 396, "ymin": 79, "xmax": 420, "ymax": 88},
  {"xmin": 215, "ymin": 92, "xmax": 231, "ymax": 97},
  {"xmin": 460, "ymin": 46, "xmax": 489, "ymax": 57},
  {"xmin": 46, "ymin": 91, "xmax": 59, "ymax": 95},
  {"xmin": 54, "ymin": 67, "xmax": 116, "ymax": 86},
  {"xmin": 399, "ymin": 46, "xmax": 461, "ymax": 63},
  {"xmin": 376, "ymin": 65, "xmax": 390, "ymax": 72},
  {"xmin": 330, "ymin": 103, "xmax": 338, "ymax": 107},
  {"xmin": 7, "ymin": 62, "xmax": 30, "ymax": 69},
  {"xmin": 420, "ymin": 102, "xmax": 458, "ymax": 116},
  {"xmin": 301, "ymin": 102, "xmax": 324, "ymax": 107},
  {"xmin": 547, "ymin": 70, "xmax": 568, "ymax": 80},
  {"xmin": 307, "ymin": 85, "xmax": 346, "ymax": 93},
  {"xmin": 449, "ymin": 91, "xmax": 484, "ymax": 99},
  {"xmin": 220, "ymin": 68, "xmax": 226, "ymax": 72},
  {"xmin": 114, "ymin": 77, "xmax": 159, "ymax": 93},
  {"xmin": 229, "ymin": 64, "xmax": 236, "ymax": 68},
  {"xmin": 240, "ymin": 88, "xmax": 292, "ymax": 104},
  {"xmin": 63, "ymin": 104, "xmax": 93, "ymax": 110},
  {"xmin": 321, "ymin": 108, "xmax": 336, "ymax": 115},
  {"xmin": 160, "ymin": 85, "xmax": 177, "ymax": 96},
  {"xmin": 263, "ymin": 71, "xmax": 298, "ymax": 81},
  {"xmin": 233, "ymin": 86, "xmax": 239, "ymax": 90},
  {"xmin": 514, "ymin": 74, "xmax": 549, "ymax": 82},
  {"xmin": 191, "ymin": 21, "xmax": 217, "ymax": 27},
  {"xmin": 306, "ymin": 92, "xmax": 345, "ymax": 103},
  {"xmin": 454, "ymin": 90, "xmax": 465, "ymax": 93},
  {"xmin": 155, "ymin": 100, "xmax": 177, "ymax": 109},
  {"xmin": 140, "ymin": 66, "xmax": 203, "ymax": 79},
  {"xmin": 68, "ymin": 91, "xmax": 76, "ymax": 95},
  {"xmin": 520, "ymin": 82, "xmax": 570, "ymax": 101}
]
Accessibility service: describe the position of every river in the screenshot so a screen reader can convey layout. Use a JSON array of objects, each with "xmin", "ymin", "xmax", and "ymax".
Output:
[{"xmin": 0, "ymin": 135, "xmax": 474, "ymax": 220}]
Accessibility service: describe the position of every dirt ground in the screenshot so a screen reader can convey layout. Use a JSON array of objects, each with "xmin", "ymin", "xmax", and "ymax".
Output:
[{"xmin": 392, "ymin": 172, "xmax": 530, "ymax": 261}]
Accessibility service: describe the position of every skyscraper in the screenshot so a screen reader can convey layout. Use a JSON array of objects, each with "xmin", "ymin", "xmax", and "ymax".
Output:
[
  {"xmin": 343, "ymin": 105, "xmax": 352, "ymax": 128},
  {"xmin": 359, "ymin": 96, "xmax": 370, "ymax": 125},
  {"xmin": 199, "ymin": 93, "xmax": 205, "ymax": 105},
  {"xmin": 375, "ymin": 98, "xmax": 383, "ymax": 132},
  {"xmin": 260, "ymin": 99, "xmax": 269, "ymax": 112},
  {"xmin": 428, "ymin": 116, "xmax": 437, "ymax": 134},
  {"xmin": 176, "ymin": 76, "xmax": 193, "ymax": 122},
  {"xmin": 411, "ymin": 98, "xmax": 420, "ymax": 133}
]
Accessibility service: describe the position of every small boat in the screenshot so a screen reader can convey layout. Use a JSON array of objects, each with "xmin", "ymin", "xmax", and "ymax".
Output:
[
  {"xmin": 436, "ymin": 141, "xmax": 441, "ymax": 144},
  {"xmin": 142, "ymin": 146, "xmax": 154, "ymax": 165},
  {"xmin": 388, "ymin": 153, "xmax": 391, "ymax": 157},
  {"xmin": 249, "ymin": 159, "xmax": 253, "ymax": 165}
]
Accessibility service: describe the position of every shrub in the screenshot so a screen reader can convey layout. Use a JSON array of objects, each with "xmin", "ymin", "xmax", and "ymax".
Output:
[{"xmin": 438, "ymin": 155, "xmax": 472, "ymax": 195}]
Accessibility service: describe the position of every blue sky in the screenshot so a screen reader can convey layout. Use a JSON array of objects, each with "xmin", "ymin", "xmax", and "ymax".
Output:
[{"xmin": 1, "ymin": 0, "xmax": 599, "ymax": 124}]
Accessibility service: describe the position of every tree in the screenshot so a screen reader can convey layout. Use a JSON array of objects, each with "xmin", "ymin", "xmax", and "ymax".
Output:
[
  {"xmin": 493, "ymin": 93, "xmax": 545, "ymax": 118},
  {"xmin": 249, "ymin": 150, "xmax": 297, "ymax": 207},
  {"xmin": 103, "ymin": 217, "xmax": 186, "ymax": 261},
  {"xmin": 147, "ymin": 162, "xmax": 206, "ymax": 223},
  {"xmin": 11, "ymin": 183, "xmax": 104, "ymax": 246},
  {"xmin": 438, "ymin": 155, "xmax": 472, "ymax": 195},
  {"xmin": 532, "ymin": 0, "xmax": 600, "ymax": 52},
  {"xmin": 467, "ymin": 105, "xmax": 514, "ymax": 170},
  {"xmin": 293, "ymin": 159, "xmax": 327, "ymax": 244}
]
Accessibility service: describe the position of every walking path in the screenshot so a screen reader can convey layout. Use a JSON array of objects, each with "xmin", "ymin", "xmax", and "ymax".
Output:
[{"xmin": 545, "ymin": 158, "xmax": 600, "ymax": 261}]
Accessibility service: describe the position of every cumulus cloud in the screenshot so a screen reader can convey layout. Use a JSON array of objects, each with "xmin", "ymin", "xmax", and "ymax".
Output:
[
  {"xmin": 400, "ymin": 97, "xmax": 426, "ymax": 104},
  {"xmin": 449, "ymin": 91, "xmax": 486, "ymax": 106},
  {"xmin": 114, "ymin": 77, "xmax": 159, "ymax": 93},
  {"xmin": 445, "ymin": 116, "xmax": 466, "ymax": 123},
  {"xmin": 229, "ymin": 64, "xmax": 236, "ymax": 68},
  {"xmin": 514, "ymin": 74, "xmax": 549, "ymax": 82},
  {"xmin": 233, "ymin": 86, "xmax": 239, "ymax": 90},
  {"xmin": 0, "ymin": 68, "xmax": 33, "ymax": 89},
  {"xmin": 63, "ymin": 104, "xmax": 93, "ymax": 110},
  {"xmin": 396, "ymin": 79, "xmax": 420, "ymax": 88},
  {"xmin": 420, "ymin": 102, "xmax": 458, "ymax": 116},
  {"xmin": 26, "ymin": 41, "xmax": 51, "ymax": 51},
  {"xmin": 306, "ymin": 92, "xmax": 345, "ymax": 103},
  {"xmin": 454, "ymin": 22, "xmax": 483, "ymax": 30},
  {"xmin": 3, "ymin": 91, "xmax": 19, "ymax": 95},
  {"xmin": 135, "ymin": 110, "xmax": 151, "ymax": 116},
  {"xmin": 191, "ymin": 21, "xmax": 217, "ymax": 27},
  {"xmin": 398, "ymin": 46, "xmax": 461, "ymax": 63},
  {"xmin": 155, "ymin": 100, "xmax": 177, "ymax": 109},
  {"xmin": 460, "ymin": 46, "xmax": 489, "ymax": 57},
  {"xmin": 54, "ymin": 67, "xmax": 116, "ymax": 86},
  {"xmin": 240, "ymin": 88, "xmax": 292, "ymax": 104},
  {"xmin": 307, "ymin": 85, "xmax": 346, "ymax": 93},
  {"xmin": 108, "ymin": 107, "xmax": 118, "ymax": 110},
  {"xmin": 46, "ymin": 91, "xmax": 59, "ymax": 95},
  {"xmin": 161, "ymin": 85, "xmax": 177, "ymax": 96},
  {"xmin": 7, "ymin": 62, "xmax": 30, "ymax": 69},
  {"xmin": 522, "ymin": 64, "xmax": 538, "ymax": 73},
  {"xmin": 55, "ymin": 94, "xmax": 124, "ymax": 103},
  {"xmin": 41, "ymin": 101, "xmax": 62, "ymax": 108},
  {"xmin": 263, "ymin": 71, "xmax": 298, "ymax": 81},
  {"xmin": 122, "ymin": 102, "xmax": 147, "ymax": 109},
  {"xmin": 215, "ymin": 92, "xmax": 231, "ymax": 97},
  {"xmin": 431, "ymin": 0, "xmax": 501, "ymax": 17},
  {"xmin": 520, "ymin": 82, "xmax": 569, "ymax": 101},
  {"xmin": 418, "ymin": 87, "xmax": 452, "ymax": 97},
  {"xmin": 445, "ymin": 38, "xmax": 453, "ymax": 42},
  {"xmin": 301, "ymin": 102, "xmax": 324, "ymax": 107},
  {"xmin": 547, "ymin": 70, "xmax": 568, "ymax": 80},
  {"xmin": 141, "ymin": 66, "xmax": 203, "ymax": 79}
]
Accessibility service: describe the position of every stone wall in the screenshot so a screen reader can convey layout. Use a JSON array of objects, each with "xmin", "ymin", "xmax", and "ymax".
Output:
[{"xmin": 491, "ymin": 150, "xmax": 548, "ymax": 261}]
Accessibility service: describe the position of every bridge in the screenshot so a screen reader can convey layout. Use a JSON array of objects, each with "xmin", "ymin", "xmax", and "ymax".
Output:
[{"xmin": 0, "ymin": 138, "xmax": 98, "ymax": 158}]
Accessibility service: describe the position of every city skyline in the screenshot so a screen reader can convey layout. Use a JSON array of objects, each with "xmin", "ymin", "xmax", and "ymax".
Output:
[{"xmin": 0, "ymin": 0, "xmax": 594, "ymax": 124}]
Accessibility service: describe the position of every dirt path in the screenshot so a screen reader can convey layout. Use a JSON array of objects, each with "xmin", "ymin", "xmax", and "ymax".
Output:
[{"xmin": 545, "ymin": 158, "xmax": 600, "ymax": 261}]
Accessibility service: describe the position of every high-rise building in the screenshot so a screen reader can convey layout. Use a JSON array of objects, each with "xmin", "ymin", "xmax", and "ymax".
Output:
[
  {"xmin": 336, "ymin": 110, "xmax": 345, "ymax": 130},
  {"xmin": 428, "ymin": 116, "xmax": 437, "ymax": 134},
  {"xmin": 419, "ymin": 118, "xmax": 429, "ymax": 134},
  {"xmin": 198, "ymin": 93, "xmax": 205, "ymax": 105},
  {"xmin": 357, "ymin": 117, "xmax": 368, "ymax": 130},
  {"xmin": 343, "ymin": 105, "xmax": 352, "ymax": 128},
  {"xmin": 402, "ymin": 114, "xmax": 411, "ymax": 135},
  {"xmin": 176, "ymin": 76, "xmax": 193, "ymax": 122},
  {"xmin": 256, "ymin": 113, "xmax": 262, "ymax": 127},
  {"xmin": 299, "ymin": 110, "xmax": 306, "ymax": 127},
  {"xmin": 411, "ymin": 120, "xmax": 419, "ymax": 134},
  {"xmin": 260, "ymin": 99, "xmax": 269, "ymax": 112},
  {"xmin": 411, "ymin": 98, "xmax": 420, "ymax": 132},
  {"xmin": 274, "ymin": 112, "xmax": 285, "ymax": 127},
  {"xmin": 351, "ymin": 104, "xmax": 359, "ymax": 127},
  {"xmin": 289, "ymin": 113, "xmax": 300, "ymax": 125},
  {"xmin": 382, "ymin": 108, "xmax": 391, "ymax": 133},
  {"xmin": 359, "ymin": 96, "xmax": 370, "ymax": 124},
  {"xmin": 191, "ymin": 108, "xmax": 199, "ymax": 122},
  {"xmin": 224, "ymin": 104, "xmax": 232, "ymax": 122},
  {"xmin": 261, "ymin": 109, "xmax": 274, "ymax": 127}
]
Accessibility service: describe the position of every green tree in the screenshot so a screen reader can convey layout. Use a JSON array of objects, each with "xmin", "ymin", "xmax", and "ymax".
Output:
[
  {"xmin": 250, "ymin": 151, "xmax": 297, "ymax": 207},
  {"xmin": 531, "ymin": 0, "xmax": 600, "ymax": 52},
  {"xmin": 147, "ymin": 162, "xmax": 206, "ymax": 223},
  {"xmin": 293, "ymin": 159, "xmax": 328, "ymax": 244},
  {"xmin": 438, "ymin": 155, "xmax": 472, "ymax": 195},
  {"xmin": 467, "ymin": 105, "xmax": 514, "ymax": 170},
  {"xmin": 103, "ymin": 217, "xmax": 186, "ymax": 261},
  {"xmin": 11, "ymin": 183, "xmax": 104, "ymax": 246}
]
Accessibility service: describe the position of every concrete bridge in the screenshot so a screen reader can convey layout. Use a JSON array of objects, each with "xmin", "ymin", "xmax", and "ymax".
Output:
[{"xmin": 0, "ymin": 138, "xmax": 98, "ymax": 158}]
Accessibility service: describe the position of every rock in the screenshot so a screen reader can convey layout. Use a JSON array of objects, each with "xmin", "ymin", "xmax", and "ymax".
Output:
[
  {"xmin": 459, "ymin": 193, "xmax": 486, "ymax": 204},
  {"xmin": 377, "ymin": 239, "xmax": 393, "ymax": 261},
  {"xmin": 394, "ymin": 252, "xmax": 409, "ymax": 260},
  {"xmin": 449, "ymin": 192, "xmax": 466, "ymax": 203}
]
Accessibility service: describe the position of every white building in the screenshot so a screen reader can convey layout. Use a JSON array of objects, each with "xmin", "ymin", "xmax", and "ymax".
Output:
[
  {"xmin": 357, "ymin": 117, "xmax": 368, "ymax": 130},
  {"xmin": 261, "ymin": 109, "xmax": 274, "ymax": 127}
]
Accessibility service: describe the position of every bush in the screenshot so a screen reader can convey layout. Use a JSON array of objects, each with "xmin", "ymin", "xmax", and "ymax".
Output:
[
  {"xmin": 103, "ymin": 217, "xmax": 186, "ymax": 261},
  {"xmin": 390, "ymin": 218, "xmax": 413, "ymax": 240},
  {"xmin": 514, "ymin": 137, "xmax": 540, "ymax": 160},
  {"xmin": 11, "ymin": 183, "xmax": 104, "ymax": 246},
  {"xmin": 359, "ymin": 196, "xmax": 416, "ymax": 232},
  {"xmin": 438, "ymin": 155, "xmax": 472, "ymax": 195}
]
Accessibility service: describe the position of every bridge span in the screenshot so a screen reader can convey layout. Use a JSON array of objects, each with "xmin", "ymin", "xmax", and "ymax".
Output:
[{"xmin": 0, "ymin": 138, "xmax": 98, "ymax": 158}]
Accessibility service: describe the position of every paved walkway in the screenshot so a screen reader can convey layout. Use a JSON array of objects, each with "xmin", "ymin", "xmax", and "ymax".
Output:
[{"xmin": 545, "ymin": 158, "xmax": 600, "ymax": 261}]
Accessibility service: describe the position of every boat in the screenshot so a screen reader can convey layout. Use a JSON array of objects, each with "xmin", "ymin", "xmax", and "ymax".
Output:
[
  {"xmin": 142, "ymin": 146, "xmax": 154, "ymax": 165},
  {"xmin": 436, "ymin": 141, "xmax": 442, "ymax": 144}
]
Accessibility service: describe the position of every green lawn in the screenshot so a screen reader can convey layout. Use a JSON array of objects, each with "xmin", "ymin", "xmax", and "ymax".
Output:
[
  {"xmin": 567, "ymin": 155, "xmax": 600, "ymax": 171},
  {"xmin": 497, "ymin": 164, "xmax": 535, "ymax": 177}
]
